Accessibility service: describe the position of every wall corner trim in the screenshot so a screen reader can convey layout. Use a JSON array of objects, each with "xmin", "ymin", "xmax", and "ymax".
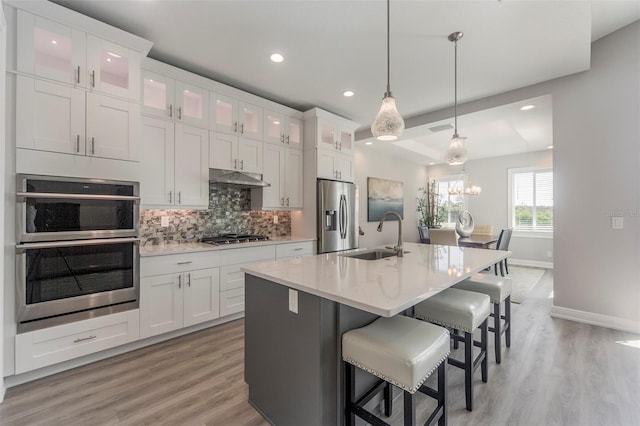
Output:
[{"xmin": 550, "ymin": 305, "xmax": 640, "ymax": 334}]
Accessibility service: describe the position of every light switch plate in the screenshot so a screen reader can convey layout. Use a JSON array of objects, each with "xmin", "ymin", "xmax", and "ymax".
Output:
[
  {"xmin": 289, "ymin": 289, "xmax": 298, "ymax": 314},
  {"xmin": 612, "ymin": 217, "xmax": 624, "ymax": 229},
  {"xmin": 161, "ymin": 216, "xmax": 169, "ymax": 227}
]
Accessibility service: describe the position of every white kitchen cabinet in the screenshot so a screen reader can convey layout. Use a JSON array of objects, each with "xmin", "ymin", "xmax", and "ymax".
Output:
[
  {"xmin": 15, "ymin": 310, "xmax": 140, "ymax": 374},
  {"xmin": 140, "ymin": 117, "xmax": 209, "ymax": 208},
  {"xmin": 210, "ymin": 93, "xmax": 263, "ymax": 140},
  {"xmin": 252, "ymin": 144, "xmax": 302, "ymax": 209},
  {"xmin": 16, "ymin": 75, "xmax": 139, "ymax": 161},
  {"xmin": 140, "ymin": 251, "xmax": 221, "ymax": 338},
  {"xmin": 317, "ymin": 148, "xmax": 354, "ymax": 183},
  {"xmin": 316, "ymin": 117, "xmax": 354, "ymax": 154},
  {"xmin": 209, "ymin": 131, "xmax": 263, "ymax": 174},
  {"xmin": 275, "ymin": 241, "xmax": 314, "ymax": 259},
  {"xmin": 264, "ymin": 110, "xmax": 303, "ymax": 149},
  {"xmin": 17, "ymin": 10, "xmax": 141, "ymax": 101},
  {"xmin": 141, "ymin": 69, "xmax": 209, "ymax": 128}
]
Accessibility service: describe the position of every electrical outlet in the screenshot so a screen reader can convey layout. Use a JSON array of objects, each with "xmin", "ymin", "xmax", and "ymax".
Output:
[
  {"xmin": 612, "ymin": 217, "xmax": 623, "ymax": 229},
  {"xmin": 273, "ymin": 215, "xmax": 278, "ymax": 224},
  {"xmin": 289, "ymin": 289, "xmax": 298, "ymax": 314},
  {"xmin": 546, "ymin": 251, "xmax": 553, "ymax": 258},
  {"xmin": 160, "ymin": 216, "xmax": 169, "ymax": 227}
]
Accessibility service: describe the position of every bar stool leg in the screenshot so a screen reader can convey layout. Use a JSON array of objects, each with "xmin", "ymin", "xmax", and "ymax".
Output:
[
  {"xmin": 505, "ymin": 295, "xmax": 512, "ymax": 348},
  {"xmin": 493, "ymin": 302, "xmax": 501, "ymax": 364},
  {"xmin": 345, "ymin": 362, "xmax": 355, "ymax": 426},
  {"xmin": 464, "ymin": 331, "xmax": 473, "ymax": 411},
  {"xmin": 438, "ymin": 361, "xmax": 447, "ymax": 426},
  {"xmin": 384, "ymin": 382, "xmax": 392, "ymax": 416},
  {"xmin": 404, "ymin": 391, "xmax": 415, "ymax": 426},
  {"xmin": 452, "ymin": 329, "xmax": 459, "ymax": 349},
  {"xmin": 481, "ymin": 319, "xmax": 488, "ymax": 383}
]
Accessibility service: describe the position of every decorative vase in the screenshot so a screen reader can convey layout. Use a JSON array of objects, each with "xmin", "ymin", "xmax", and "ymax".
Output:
[{"xmin": 455, "ymin": 210, "xmax": 474, "ymax": 237}]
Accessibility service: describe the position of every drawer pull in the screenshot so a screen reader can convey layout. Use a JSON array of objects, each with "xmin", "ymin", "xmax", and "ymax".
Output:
[
  {"xmin": 74, "ymin": 335, "xmax": 96, "ymax": 343},
  {"xmin": 177, "ymin": 261, "xmax": 193, "ymax": 265},
  {"xmin": 293, "ymin": 247, "xmax": 304, "ymax": 251}
]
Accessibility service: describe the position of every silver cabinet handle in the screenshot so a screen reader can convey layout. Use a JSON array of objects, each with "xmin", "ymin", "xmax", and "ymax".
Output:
[
  {"xmin": 286, "ymin": 135, "xmax": 290, "ymax": 144},
  {"xmin": 240, "ymin": 123, "xmax": 244, "ymax": 134},
  {"xmin": 293, "ymin": 247, "xmax": 304, "ymax": 251},
  {"xmin": 169, "ymin": 104, "xmax": 173, "ymax": 118},
  {"xmin": 339, "ymin": 142, "xmax": 342, "ymax": 151},
  {"xmin": 169, "ymin": 190, "xmax": 172, "ymax": 203},
  {"xmin": 234, "ymin": 159, "xmax": 238, "ymax": 169},
  {"xmin": 280, "ymin": 134, "xmax": 284, "ymax": 143},
  {"xmin": 91, "ymin": 137, "xmax": 95, "ymax": 154},
  {"xmin": 178, "ymin": 274, "xmax": 182, "ymax": 289},
  {"xmin": 91, "ymin": 70, "xmax": 95, "ymax": 88},
  {"xmin": 187, "ymin": 273, "xmax": 191, "ymax": 287},
  {"xmin": 76, "ymin": 66, "xmax": 80, "ymax": 84},
  {"xmin": 286, "ymin": 197, "xmax": 289, "ymax": 206},
  {"xmin": 74, "ymin": 335, "xmax": 96, "ymax": 343},
  {"xmin": 339, "ymin": 171, "xmax": 342, "ymax": 179},
  {"xmin": 240, "ymin": 160, "xmax": 244, "ymax": 170},
  {"xmin": 281, "ymin": 197, "xmax": 284, "ymax": 206},
  {"xmin": 178, "ymin": 107, "xmax": 182, "ymax": 120},
  {"xmin": 178, "ymin": 191, "xmax": 182, "ymax": 204},
  {"xmin": 177, "ymin": 261, "xmax": 193, "ymax": 265},
  {"xmin": 233, "ymin": 122, "xmax": 238, "ymax": 133},
  {"xmin": 76, "ymin": 135, "xmax": 80, "ymax": 153}
]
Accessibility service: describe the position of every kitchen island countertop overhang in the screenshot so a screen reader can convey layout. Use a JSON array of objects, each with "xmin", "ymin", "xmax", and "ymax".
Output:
[{"xmin": 241, "ymin": 242, "xmax": 510, "ymax": 317}]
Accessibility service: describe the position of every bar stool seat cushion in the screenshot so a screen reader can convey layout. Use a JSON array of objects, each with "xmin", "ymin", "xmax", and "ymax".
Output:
[
  {"xmin": 414, "ymin": 288, "xmax": 490, "ymax": 333},
  {"xmin": 453, "ymin": 274, "xmax": 512, "ymax": 304},
  {"xmin": 342, "ymin": 315, "xmax": 450, "ymax": 394}
]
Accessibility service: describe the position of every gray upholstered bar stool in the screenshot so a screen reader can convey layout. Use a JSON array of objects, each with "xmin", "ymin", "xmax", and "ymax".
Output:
[
  {"xmin": 413, "ymin": 288, "xmax": 490, "ymax": 411},
  {"xmin": 453, "ymin": 273, "xmax": 512, "ymax": 364},
  {"xmin": 342, "ymin": 315, "xmax": 450, "ymax": 426}
]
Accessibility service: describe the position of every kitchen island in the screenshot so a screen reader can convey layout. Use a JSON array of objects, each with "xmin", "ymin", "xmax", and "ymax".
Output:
[{"xmin": 242, "ymin": 242, "xmax": 509, "ymax": 426}]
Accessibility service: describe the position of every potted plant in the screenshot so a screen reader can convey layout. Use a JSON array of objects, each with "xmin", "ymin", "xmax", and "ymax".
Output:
[{"xmin": 417, "ymin": 180, "xmax": 442, "ymax": 228}]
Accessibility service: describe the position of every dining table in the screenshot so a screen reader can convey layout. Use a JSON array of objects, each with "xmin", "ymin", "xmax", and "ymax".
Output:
[{"xmin": 457, "ymin": 234, "xmax": 499, "ymax": 248}]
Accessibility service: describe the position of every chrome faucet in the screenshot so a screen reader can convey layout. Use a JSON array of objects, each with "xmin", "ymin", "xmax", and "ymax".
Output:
[{"xmin": 377, "ymin": 211, "xmax": 403, "ymax": 257}]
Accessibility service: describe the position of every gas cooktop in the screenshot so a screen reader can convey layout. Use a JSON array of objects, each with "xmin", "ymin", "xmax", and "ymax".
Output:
[{"xmin": 201, "ymin": 234, "xmax": 270, "ymax": 245}]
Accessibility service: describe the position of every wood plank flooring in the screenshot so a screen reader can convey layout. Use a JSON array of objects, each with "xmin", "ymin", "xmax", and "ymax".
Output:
[{"xmin": 1, "ymin": 269, "xmax": 639, "ymax": 425}]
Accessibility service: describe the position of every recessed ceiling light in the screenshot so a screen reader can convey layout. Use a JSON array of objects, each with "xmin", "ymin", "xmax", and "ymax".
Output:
[
  {"xmin": 365, "ymin": 141, "xmax": 373, "ymax": 145},
  {"xmin": 547, "ymin": 145, "xmax": 554, "ymax": 149},
  {"xmin": 520, "ymin": 105, "xmax": 535, "ymax": 111},
  {"xmin": 343, "ymin": 90, "xmax": 354, "ymax": 97},
  {"xmin": 51, "ymin": 40, "xmax": 57, "ymax": 45},
  {"xmin": 270, "ymin": 53, "xmax": 284, "ymax": 63}
]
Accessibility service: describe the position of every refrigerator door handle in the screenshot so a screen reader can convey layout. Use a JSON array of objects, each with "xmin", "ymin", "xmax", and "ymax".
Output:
[{"xmin": 339, "ymin": 194, "xmax": 347, "ymax": 239}]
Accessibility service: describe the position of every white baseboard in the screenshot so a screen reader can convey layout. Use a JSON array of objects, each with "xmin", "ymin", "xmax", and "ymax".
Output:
[
  {"xmin": 509, "ymin": 258, "xmax": 553, "ymax": 269},
  {"xmin": 550, "ymin": 305, "xmax": 640, "ymax": 334}
]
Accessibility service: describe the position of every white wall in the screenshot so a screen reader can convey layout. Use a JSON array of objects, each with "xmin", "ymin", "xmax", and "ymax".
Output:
[
  {"xmin": 354, "ymin": 145, "xmax": 428, "ymax": 249},
  {"xmin": 427, "ymin": 150, "xmax": 553, "ymax": 266},
  {"xmin": 381, "ymin": 21, "xmax": 640, "ymax": 333},
  {"xmin": 1, "ymin": 0, "xmax": 7, "ymax": 399}
]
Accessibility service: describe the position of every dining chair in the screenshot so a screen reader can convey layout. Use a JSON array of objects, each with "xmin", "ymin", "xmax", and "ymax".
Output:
[
  {"xmin": 428, "ymin": 229, "xmax": 458, "ymax": 246},
  {"xmin": 471, "ymin": 224, "xmax": 494, "ymax": 237},
  {"xmin": 494, "ymin": 228, "xmax": 513, "ymax": 276},
  {"xmin": 417, "ymin": 226, "xmax": 430, "ymax": 243}
]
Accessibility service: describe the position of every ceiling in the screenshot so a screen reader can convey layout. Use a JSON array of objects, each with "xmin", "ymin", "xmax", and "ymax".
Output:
[{"xmin": 52, "ymin": 0, "xmax": 640, "ymax": 164}]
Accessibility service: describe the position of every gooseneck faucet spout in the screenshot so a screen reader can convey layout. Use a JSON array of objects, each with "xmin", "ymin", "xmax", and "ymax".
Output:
[{"xmin": 376, "ymin": 211, "xmax": 403, "ymax": 257}]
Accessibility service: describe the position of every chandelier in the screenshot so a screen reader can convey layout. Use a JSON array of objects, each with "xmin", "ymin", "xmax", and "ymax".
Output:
[{"xmin": 448, "ymin": 169, "xmax": 482, "ymax": 195}]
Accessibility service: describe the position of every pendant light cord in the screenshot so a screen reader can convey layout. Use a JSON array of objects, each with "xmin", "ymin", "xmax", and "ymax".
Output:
[
  {"xmin": 453, "ymin": 36, "xmax": 458, "ymax": 136},
  {"xmin": 386, "ymin": 0, "xmax": 391, "ymax": 95}
]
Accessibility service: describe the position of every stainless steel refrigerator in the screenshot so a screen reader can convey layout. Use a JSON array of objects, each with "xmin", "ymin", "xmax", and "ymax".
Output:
[{"xmin": 317, "ymin": 179, "xmax": 358, "ymax": 254}]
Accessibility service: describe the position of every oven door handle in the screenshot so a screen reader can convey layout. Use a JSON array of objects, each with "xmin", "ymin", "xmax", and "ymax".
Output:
[
  {"xmin": 16, "ymin": 238, "xmax": 141, "ymax": 251},
  {"xmin": 16, "ymin": 192, "xmax": 141, "ymax": 203}
]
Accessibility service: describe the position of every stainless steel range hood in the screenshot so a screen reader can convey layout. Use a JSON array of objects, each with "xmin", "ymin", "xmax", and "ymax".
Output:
[{"xmin": 209, "ymin": 169, "xmax": 271, "ymax": 188}]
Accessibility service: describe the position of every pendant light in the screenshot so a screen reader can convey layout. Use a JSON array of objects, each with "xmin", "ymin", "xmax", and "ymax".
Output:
[
  {"xmin": 445, "ymin": 31, "xmax": 468, "ymax": 165},
  {"xmin": 370, "ymin": 0, "xmax": 404, "ymax": 141}
]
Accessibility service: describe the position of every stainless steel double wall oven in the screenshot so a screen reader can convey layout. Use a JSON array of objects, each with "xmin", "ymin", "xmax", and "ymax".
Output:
[{"xmin": 16, "ymin": 175, "xmax": 141, "ymax": 332}]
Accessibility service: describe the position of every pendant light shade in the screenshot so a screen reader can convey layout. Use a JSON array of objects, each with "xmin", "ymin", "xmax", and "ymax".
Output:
[
  {"xmin": 371, "ymin": 0, "xmax": 404, "ymax": 141},
  {"xmin": 445, "ymin": 31, "xmax": 468, "ymax": 165}
]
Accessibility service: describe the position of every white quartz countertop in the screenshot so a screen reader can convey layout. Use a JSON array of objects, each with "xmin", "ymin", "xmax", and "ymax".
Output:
[
  {"xmin": 242, "ymin": 242, "xmax": 510, "ymax": 317},
  {"xmin": 140, "ymin": 236, "xmax": 315, "ymax": 257}
]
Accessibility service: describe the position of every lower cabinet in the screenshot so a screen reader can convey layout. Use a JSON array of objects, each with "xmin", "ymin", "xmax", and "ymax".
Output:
[
  {"xmin": 15, "ymin": 310, "xmax": 140, "ymax": 374},
  {"xmin": 140, "ymin": 267, "xmax": 220, "ymax": 338}
]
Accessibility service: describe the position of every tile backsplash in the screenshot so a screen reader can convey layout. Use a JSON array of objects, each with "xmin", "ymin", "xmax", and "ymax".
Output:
[{"xmin": 140, "ymin": 185, "xmax": 291, "ymax": 245}]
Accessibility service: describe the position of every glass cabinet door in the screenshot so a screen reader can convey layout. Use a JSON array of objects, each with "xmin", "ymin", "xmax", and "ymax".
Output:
[
  {"xmin": 239, "ymin": 102, "xmax": 263, "ymax": 140},
  {"xmin": 17, "ymin": 11, "xmax": 86, "ymax": 86},
  {"xmin": 317, "ymin": 118, "xmax": 337, "ymax": 149},
  {"xmin": 287, "ymin": 117, "xmax": 303, "ymax": 149},
  {"xmin": 211, "ymin": 93, "xmax": 238, "ymax": 134},
  {"xmin": 264, "ymin": 110, "xmax": 285, "ymax": 145},
  {"xmin": 87, "ymin": 35, "xmax": 133, "ymax": 100},
  {"xmin": 142, "ymin": 70, "xmax": 175, "ymax": 118},
  {"xmin": 175, "ymin": 81, "xmax": 208, "ymax": 128},
  {"xmin": 339, "ymin": 128, "xmax": 354, "ymax": 153}
]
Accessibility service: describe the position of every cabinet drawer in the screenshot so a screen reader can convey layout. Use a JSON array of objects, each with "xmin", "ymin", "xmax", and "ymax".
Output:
[
  {"xmin": 276, "ymin": 241, "xmax": 314, "ymax": 259},
  {"xmin": 219, "ymin": 245, "xmax": 275, "ymax": 266},
  {"xmin": 220, "ymin": 264, "xmax": 245, "ymax": 291},
  {"xmin": 15, "ymin": 310, "xmax": 140, "ymax": 374},
  {"xmin": 220, "ymin": 288, "xmax": 244, "ymax": 317},
  {"xmin": 141, "ymin": 250, "xmax": 220, "ymax": 277}
]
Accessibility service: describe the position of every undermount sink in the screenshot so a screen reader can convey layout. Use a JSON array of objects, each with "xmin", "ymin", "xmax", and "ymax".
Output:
[{"xmin": 340, "ymin": 249, "xmax": 409, "ymax": 260}]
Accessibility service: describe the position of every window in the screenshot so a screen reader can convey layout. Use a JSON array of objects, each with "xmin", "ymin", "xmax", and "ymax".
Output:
[
  {"xmin": 508, "ymin": 168, "xmax": 553, "ymax": 232},
  {"xmin": 434, "ymin": 176, "xmax": 465, "ymax": 228}
]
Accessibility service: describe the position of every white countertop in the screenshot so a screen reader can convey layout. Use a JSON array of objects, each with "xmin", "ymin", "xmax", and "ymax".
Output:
[
  {"xmin": 242, "ymin": 242, "xmax": 510, "ymax": 317},
  {"xmin": 140, "ymin": 236, "xmax": 315, "ymax": 257}
]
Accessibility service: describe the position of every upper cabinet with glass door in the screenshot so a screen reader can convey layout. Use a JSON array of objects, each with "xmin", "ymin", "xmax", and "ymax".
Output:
[
  {"xmin": 316, "ymin": 117, "xmax": 354, "ymax": 154},
  {"xmin": 210, "ymin": 94, "xmax": 263, "ymax": 140},
  {"xmin": 17, "ymin": 10, "xmax": 142, "ymax": 101},
  {"xmin": 264, "ymin": 109, "xmax": 303, "ymax": 149},
  {"xmin": 141, "ymin": 69, "xmax": 209, "ymax": 128}
]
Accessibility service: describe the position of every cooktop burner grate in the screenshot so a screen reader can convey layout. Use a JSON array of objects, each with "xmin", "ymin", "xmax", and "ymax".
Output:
[{"xmin": 200, "ymin": 234, "xmax": 270, "ymax": 245}]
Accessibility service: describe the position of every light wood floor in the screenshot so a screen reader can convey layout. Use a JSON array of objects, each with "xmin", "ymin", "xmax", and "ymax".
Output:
[{"xmin": 1, "ymin": 269, "xmax": 639, "ymax": 425}]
